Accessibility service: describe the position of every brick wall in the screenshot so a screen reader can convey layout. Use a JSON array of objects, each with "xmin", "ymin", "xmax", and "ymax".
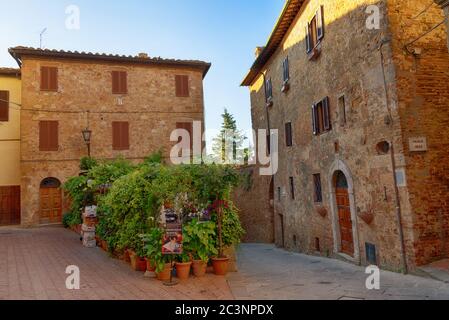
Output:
[
  {"xmin": 20, "ymin": 57, "xmax": 206, "ymax": 226},
  {"xmin": 387, "ymin": 0, "xmax": 449, "ymax": 265}
]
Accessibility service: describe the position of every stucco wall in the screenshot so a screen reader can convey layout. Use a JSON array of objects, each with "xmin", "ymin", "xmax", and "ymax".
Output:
[{"xmin": 0, "ymin": 75, "xmax": 21, "ymax": 186}]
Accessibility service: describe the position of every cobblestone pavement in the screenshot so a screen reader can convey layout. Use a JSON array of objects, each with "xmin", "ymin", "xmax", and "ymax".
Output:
[
  {"xmin": 228, "ymin": 244, "xmax": 449, "ymax": 300},
  {"xmin": 0, "ymin": 226, "xmax": 233, "ymax": 300}
]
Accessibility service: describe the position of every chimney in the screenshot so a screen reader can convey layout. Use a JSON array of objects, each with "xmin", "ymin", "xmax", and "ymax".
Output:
[
  {"xmin": 255, "ymin": 46, "xmax": 265, "ymax": 58},
  {"xmin": 137, "ymin": 52, "xmax": 149, "ymax": 59}
]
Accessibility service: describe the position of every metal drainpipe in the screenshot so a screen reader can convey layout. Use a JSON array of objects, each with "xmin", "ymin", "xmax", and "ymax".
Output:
[{"xmin": 379, "ymin": 39, "xmax": 408, "ymax": 274}]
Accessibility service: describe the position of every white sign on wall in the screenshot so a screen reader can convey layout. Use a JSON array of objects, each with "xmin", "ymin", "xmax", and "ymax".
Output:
[{"xmin": 409, "ymin": 137, "xmax": 427, "ymax": 152}]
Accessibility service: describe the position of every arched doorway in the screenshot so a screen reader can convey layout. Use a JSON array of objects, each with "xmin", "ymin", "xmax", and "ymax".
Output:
[
  {"xmin": 328, "ymin": 159, "xmax": 360, "ymax": 263},
  {"xmin": 334, "ymin": 171, "xmax": 354, "ymax": 256},
  {"xmin": 40, "ymin": 177, "xmax": 62, "ymax": 224}
]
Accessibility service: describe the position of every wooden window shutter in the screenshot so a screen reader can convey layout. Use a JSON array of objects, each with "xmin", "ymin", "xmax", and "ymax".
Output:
[
  {"xmin": 175, "ymin": 75, "xmax": 189, "ymax": 97},
  {"xmin": 306, "ymin": 24, "xmax": 312, "ymax": 53},
  {"xmin": 176, "ymin": 122, "xmax": 193, "ymax": 150},
  {"xmin": 312, "ymin": 104, "xmax": 318, "ymax": 135},
  {"xmin": 323, "ymin": 96, "xmax": 331, "ymax": 131},
  {"xmin": 317, "ymin": 6, "xmax": 324, "ymax": 41},
  {"xmin": 0, "ymin": 91, "xmax": 9, "ymax": 121},
  {"xmin": 112, "ymin": 121, "xmax": 129, "ymax": 150},
  {"xmin": 112, "ymin": 71, "xmax": 127, "ymax": 94},
  {"xmin": 39, "ymin": 121, "xmax": 58, "ymax": 151},
  {"xmin": 41, "ymin": 67, "xmax": 58, "ymax": 91}
]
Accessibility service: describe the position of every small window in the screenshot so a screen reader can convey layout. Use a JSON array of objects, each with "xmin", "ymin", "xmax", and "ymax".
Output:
[
  {"xmin": 289, "ymin": 177, "xmax": 295, "ymax": 200},
  {"xmin": 112, "ymin": 71, "xmax": 128, "ymax": 94},
  {"xmin": 313, "ymin": 174, "xmax": 323, "ymax": 203},
  {"xmin": 306, "ymin": 6, "xmax": 324, "ymax": 53},
  {"xmin": 0, "ymin": 90, "xmax": 9, "ymax": 121},
  {"xmin": 312, "ymin": 97, "xmax": 331, "ymax": 135},
  {"xmin": 39, "ymin": 121, "xmax": 59, "ymax": 151},
  {"xmin": 277, "ymin": 187, "xmax": 282, "ymax": 201},
  {"xmin": 40, "ymin": 66, "xmax": 58, "ymax": 91},
  {"xmin": 265, "ymin": 78, "xmax": 273, "ymax": 102},
  {"xmin": 338, "ymin": 95, "xmax": 347, "ymax": 126},
  {"xmin": 266, "ymin": 134, "xmax": 271, "ymax": 155},
  {"xmin": 282, "ymin": 57, "xmax": 290, "ymax": 83},
  {"xmin": 175, "ymin": 75, "xmax": 190, "ymax": 97},
  {"xmin": 285, "ymin": 122, "xmax": 293, "ymax": 147},
  {"xmin": 112, "ymin": 121, "xmax": 129, "ymax": 150}
]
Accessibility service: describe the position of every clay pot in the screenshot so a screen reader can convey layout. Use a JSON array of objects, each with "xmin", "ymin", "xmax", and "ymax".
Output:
[
  {"xmin": 175, "ymin": 262, "xmax": 192, "ymax": 280},
  {"xmin": 192, "ymin": 260, "xmax": 207, "ymax": 277},
  {"xmin": 156, "ymin": 263, "xmax": 173, "ymax": 281},
  {"xmin": 211, "ymin": 257, "xmax": 230, "ymax": 276},
  {"xmin": 145, "ymin": 258, "xmax": 155, "ymax": 272},
  {"xmin": 101, "ymin": 240, "xmax": 108, "ymax": 252},
  {"xmin": 359, "ymin": 212, "xmax": 375, "ymax": 225},
  {"xmin": 129, "ymin": 252, "xmax": 146, "ymax": 272}
]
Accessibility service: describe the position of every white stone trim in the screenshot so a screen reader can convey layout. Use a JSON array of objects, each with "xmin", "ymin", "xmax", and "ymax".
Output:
[{"xmin": 328, "ymin": 158, "xmax": 361, "ymax": 265}]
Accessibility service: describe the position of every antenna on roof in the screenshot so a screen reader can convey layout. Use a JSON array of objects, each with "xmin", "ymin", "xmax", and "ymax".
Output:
[{"xmin": 39, "ymin": 28, "xmax": 47, "ymax": 49}]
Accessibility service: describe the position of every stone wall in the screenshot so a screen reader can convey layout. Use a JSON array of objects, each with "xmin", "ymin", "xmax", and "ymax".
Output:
[
  {"xmin": 233, "ymin": 165, "xmax": 274, "ymax": 243},
  {"xmin": 246, "ymin": 0, "xmax": 415, "ymax": 271},
  {"xmin": 20, "ymin": 57, "xmax": 206, "ymax": 226}
]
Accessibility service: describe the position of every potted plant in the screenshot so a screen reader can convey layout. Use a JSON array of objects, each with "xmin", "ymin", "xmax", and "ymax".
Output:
[
  {"xmin": 143, "ymin": 228, "xmax": 172, "ymax": 281},
  {"xmin": 129, "ymin": 249, "xmax": 147, "ymax": 272},
  {"xmin": 211, "ymin": 201, "xmax": 244, "ymax": 276},
  {"xmin": 175, "ymin": 253, "xmax": 192, "ymax": 280},
  {"xmin": 183, "ymin": 219, "xmax": 217, "ymax": 277}
]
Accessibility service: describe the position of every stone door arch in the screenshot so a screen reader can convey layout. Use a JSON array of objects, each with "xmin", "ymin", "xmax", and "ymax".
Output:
[{"xmin": 328, "ymin": 160, "xmax": 360, "ymax": 264}]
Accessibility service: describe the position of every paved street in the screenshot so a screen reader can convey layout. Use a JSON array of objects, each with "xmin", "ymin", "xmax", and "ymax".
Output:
[
  {"xmin": 0, "ymin": 226, "xmax": 232, "ymax": 300},
  {"xmin": 1, "ymin": 226, "xmax": 449, "ymax": 300},
  {"xmin": 228, "ymin": 244, "xmax": 449, "ymax": 300}
]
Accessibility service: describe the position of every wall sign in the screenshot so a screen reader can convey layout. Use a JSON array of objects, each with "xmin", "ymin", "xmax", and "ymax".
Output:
[{"xmin": 409, "ymin": 137, "xmax": 427, "ymax": 152}]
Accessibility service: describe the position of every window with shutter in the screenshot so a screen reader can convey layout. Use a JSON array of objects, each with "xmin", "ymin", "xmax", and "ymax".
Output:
[
  {"xmin": 112, "ymin": 71, "xmax": 127, "ymax": 94},
  {"xmin": 39, "ymin": 121, "xmax": 59, "ymax": 151},
  {"xmin": 285, "ymin": 122, "xmax": 293, "ymax": 147},
  {"xmin": 289, "ymin": 177, "xmax": 295, "ymax": 200},
  {"xmin": 0, "ymin": 91, "xmax": 9, "ymax": 121},
  {"xmin": 40, "ymin": 67, "xmax": 58, "ymax": 91},
  {"xmin": 175, "ymin": 75, "xmax": 189, "ymax": 97},
  {"xmin": 313, "ymin": 174, "xmax": 323, "ymax": 203},
  {"xmin": 112, "ymin": 121, "xmax": 130, "ymax": 150},
  {"xmin": 312, "ymin": 97, "xmax": 331, "ymax": 135},
  {"xmin": 283, "ymin": 57, "xmax": 290, "ymax": 83},
  {"xmin": 265, "ymin": 78, "xmax": 273, "ymax": 102},
  {"xmin": 317, "ymin": 6, "xmax": 324, "ymax": 41},
  {"xmin": 306, "ymin": 6, "xmax": 325, "ymax": 55}
]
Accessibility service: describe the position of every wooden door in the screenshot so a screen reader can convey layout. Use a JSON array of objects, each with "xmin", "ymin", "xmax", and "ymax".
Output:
[
  {"xmin": 40, "ymin": 187, "xmax": 62, "ymax": 224},
  {"xmin": 0, "ymin": 186, "xmax": 20, "ymax": 226},
  {"xmin": 336, "ymin": 187, "xmax": 354, "ymax": 256}
]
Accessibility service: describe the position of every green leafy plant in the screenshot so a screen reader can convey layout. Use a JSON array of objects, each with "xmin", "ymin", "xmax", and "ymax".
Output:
[
  {"xmin": 80, "ymin": 157, "xmax": 98, "ymax": 171},
  {"xmin": 143, "ymin": 228, "xmax": 171, "ymax": 272},
  {"xmin": 183, "ymin": 220, "xmax": 217, "ymax": 262}
]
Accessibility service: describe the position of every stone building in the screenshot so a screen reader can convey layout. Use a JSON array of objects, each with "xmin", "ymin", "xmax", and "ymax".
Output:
[
  {"xmin": 8, "ymin": 47, "xmax": 210, "ymax": 227},
  {"xmin": 435, "ymin": 0, "xmax": 449, "ymax": 50},
  {"xmin": 241, "ymin": 0, "xmax": 449, "ymax": 271},
  {"xmin": 0, "ymin": 68, "xmax": 21, "ymax": 226}
]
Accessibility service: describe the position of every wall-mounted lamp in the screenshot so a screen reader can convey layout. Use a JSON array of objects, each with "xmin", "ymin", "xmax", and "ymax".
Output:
[{"xmin": 82, "ymin": 128, "xmax": 92, "ymax": 157}]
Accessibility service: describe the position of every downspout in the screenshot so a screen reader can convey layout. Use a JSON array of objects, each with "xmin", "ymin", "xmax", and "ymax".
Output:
[{"xmin": 378, "ymin": 39, "xmax": 408, "ymax": 274}]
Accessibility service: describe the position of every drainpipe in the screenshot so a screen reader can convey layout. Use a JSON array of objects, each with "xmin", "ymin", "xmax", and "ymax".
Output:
[{"xmin": 379, "ymin": 39, "xmax": 408, "ymax": 274}]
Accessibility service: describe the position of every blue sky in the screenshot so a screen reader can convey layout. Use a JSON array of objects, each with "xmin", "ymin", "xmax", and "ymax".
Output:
[{"xmin": 0, "ymin": 0, "xmax": 284, "ymax": 145}]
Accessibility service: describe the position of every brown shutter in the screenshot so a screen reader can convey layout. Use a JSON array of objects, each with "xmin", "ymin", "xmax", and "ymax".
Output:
[
  {"xmin": 306, "ymin": 25, "xmax": 312, "ymax": 53},
  {"xmin": 323, "ymin": 97, "xmax": 331, "ymax": 131},
  {"xmin": 112, "ymin": 71, "xmax": 119, "ymax": 94},
  {"xmin": 39, "ymin": 121, "xmax": 58, "ymax": 151},
  {"xmin": 41, "ymin": 67, "xmax": 49, "ymax": 90},
  {"xmin": 0, "ymin": 91, "xmax": 9, "ymax": 121},
  {"xmin": 175, "ymin": 75, "xmax": 189, "ymax": 97},
  {"xmin": 112, "ymin": 122, "xmax": 120, "ymax": 149},
  {"xmin": 317, "ymin": 6, "xmax": 324, "ymax": 41},
  {"xmin": 312, "ymin": 104, "xmax": 318, "ymax": 135},
  {"xmin": 49, "ymin": 67, "xmax": 58, "ymax": 91},
  {"xmin": 176, "ymin": 122, "xmax": 193, "ymax": 150},
  {"xmin": 121, "ymin": 122, "xmax": 129, "ymax": 150},
  {"xmin": 120, "ymin": 71, "xmax": 128, "ymax": 94},
  {"xmin": 285, "ymin": 122, "xmax": 292, "ymax": 147}
]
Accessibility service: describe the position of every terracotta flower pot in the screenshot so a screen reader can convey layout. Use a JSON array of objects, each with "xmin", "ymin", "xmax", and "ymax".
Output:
[
  {"xmin": 145, "ymin": 258, "xmax": 156, "ymax": 272},
  {"xmin": 124, "ymin": 249, "xmax": 131, "ymax": 263},
  {"xmin": 156, "ymin": 263, "xmax": 172, "ymax": 281},
  {"xmin": 175, "ymin": 261, "xmax": 192, "ymax": 280},
  {"xmin": 129, "ymin": 252, "xmax": 146, "ymax": 272},
  {"xmin": 192, "ymin": 260, "xmax": 207, "ymax": 277},
  {"xmin": 212, "ymin": 257, "xmax": 230, "ymax": 276}
]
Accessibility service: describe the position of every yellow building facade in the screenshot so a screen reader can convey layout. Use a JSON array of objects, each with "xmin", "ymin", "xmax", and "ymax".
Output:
[{"xmin": 0, "ymin": 68, "xmax": 21, "ymax": 225}]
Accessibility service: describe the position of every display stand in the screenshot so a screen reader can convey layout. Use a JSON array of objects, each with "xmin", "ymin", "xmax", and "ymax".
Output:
[{"xmin": 163, "ymin": 255, "xmax": 179, "ymax": 286}]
